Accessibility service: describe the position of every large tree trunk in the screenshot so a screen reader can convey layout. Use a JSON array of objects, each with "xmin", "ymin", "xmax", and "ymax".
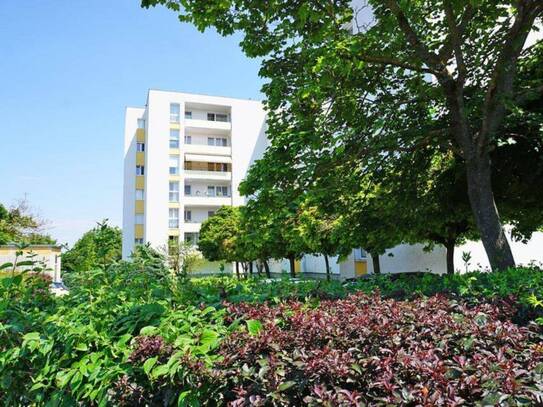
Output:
[
  {"xmin": 235, "ymin": 261, "xmax": 240, "ymax": 279},
  {"xmin": 249, "ymin": 261, "xmax": 254, "ymax": 276},
  {"xmin": 465, "ymin": 156, "xmax": 515, "ymax": 271},
  {"xmin": 445, "ymin": 241, "xmax": 455, "ymax": 275},
  {"xmin": 323, "ymin": 254, "xmax": 331, "ymax": 281},
  {"xmin": 263, "ymin": 259, "xmax": 271, "ymax": 278},
  {"xmin": 371, "ymin": 253, "xmax": 381, "ymax": 275},
  {"xmin": 288, "ymin": 256, "xmax": 296, "ymax": 278}
]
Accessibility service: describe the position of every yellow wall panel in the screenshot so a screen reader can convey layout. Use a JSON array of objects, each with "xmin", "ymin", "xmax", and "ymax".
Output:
[
  {"xmin": 135, "ymin": 225, "xmax": 144, "ymax": 238},
  {"xmin": 135, "ymin": 200, "xmax": 144, "ymax": 214},
  {"xmin": 170, "ymin": 123, "xmax": 180, "ymax": 130},
  {"xmin": 136, "ymin": 128, "xmax": 145, "ymax": 142},
  {"xmin": 136, "ymin": 152, "xmax": 145, "ymax": 166},
  {"xmin": 135, "ymin": 176, "xmax": 145, "ymax": 189}
]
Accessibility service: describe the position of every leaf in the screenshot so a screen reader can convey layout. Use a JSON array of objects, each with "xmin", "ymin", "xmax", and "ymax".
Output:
[
  {"xmin": 75, "ymin": 343, "xmax": 89, "ymax": 351},
  {"xmin": 246, "ymin": 319, "xmax": 263, "ymax": 336},
  {"xmin": 0, "ymin": 262, "xmax": 13, "ymax": 270},
  {"xmin": 23, "ymin": 332, "xmax": 41, "ymax": 341},
  {"xmin": 151, "ymin": 364, "xmax": 170, "ymax": 379},
  {"xmin": 199, "ymin": 329, "xmax": 219, "ymax": 350},
  {"xmin": 140, "ymin": 325, "xmax": 158, "ymax": 336},
  {"xmin": 143, "ymin": 357, "xmax": 158, "ymax": 375},
  {"xmin": 277, "ymin": 381, "xmax": 296, "ymax": 392}
]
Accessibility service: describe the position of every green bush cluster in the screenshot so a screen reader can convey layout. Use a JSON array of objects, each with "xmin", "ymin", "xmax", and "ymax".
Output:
[{"xmin": 0, "ymin": 265, "xmax": 541, "ymax": 405}]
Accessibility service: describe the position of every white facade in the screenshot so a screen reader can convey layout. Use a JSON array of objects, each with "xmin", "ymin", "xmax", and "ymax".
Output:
[{"xmin": 123, "ymin": 90, "xmax": 267, "ymax": 261}]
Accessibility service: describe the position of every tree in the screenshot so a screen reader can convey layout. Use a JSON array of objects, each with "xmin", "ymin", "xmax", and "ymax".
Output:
[
  {"xmin": 144, "ymin": 0, "xmax": 543, "ymax": 271},
  {"xmin": 199, "ymin": 206, "xmax": 242, "ymax": 262},
  {"xmin": 297, "ymin": 200, "xmax": 339, "ymax": 280},
  {"xmin": 62, "ymin": 220, "xmax": 121, "ymax": 272},
  {"xmin": 161, "ymin": 239, "xmax": 203, "ymax": 279},
  {"xmin": 0, "ymin": 199, "xmax": 56, "ymax": 245}
]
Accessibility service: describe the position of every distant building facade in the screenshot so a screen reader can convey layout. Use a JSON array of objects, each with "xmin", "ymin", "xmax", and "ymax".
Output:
[{"xmin": 0, "ymin": 244, "xmax": 62, "ymax": 282}]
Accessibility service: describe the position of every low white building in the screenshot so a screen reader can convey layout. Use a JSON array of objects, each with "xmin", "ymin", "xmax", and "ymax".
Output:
[{"xmin": 0, "ymin": 244, "xmax": 62, "ymax": 282}]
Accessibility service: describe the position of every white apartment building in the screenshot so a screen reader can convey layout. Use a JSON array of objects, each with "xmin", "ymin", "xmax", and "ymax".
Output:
[{"xmin": 122, "ymin": 90, "xmax": 267, "ymax": 266}]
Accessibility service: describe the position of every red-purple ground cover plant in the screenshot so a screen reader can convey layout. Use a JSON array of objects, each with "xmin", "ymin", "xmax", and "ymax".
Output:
[{"xmin": 215, "ymin": 292, "xmax": 543, "ymax": 406}]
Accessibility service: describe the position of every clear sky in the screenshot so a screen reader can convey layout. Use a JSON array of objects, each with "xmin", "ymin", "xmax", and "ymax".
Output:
[{"xmin": 0, "ymin": 0, "xmax": 264, "ymax": 246}]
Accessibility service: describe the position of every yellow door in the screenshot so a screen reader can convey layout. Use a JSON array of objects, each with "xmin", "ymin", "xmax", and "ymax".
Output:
[{"xmin": 355, "ymin": 260, "xmax": 367, "ymax": 276}]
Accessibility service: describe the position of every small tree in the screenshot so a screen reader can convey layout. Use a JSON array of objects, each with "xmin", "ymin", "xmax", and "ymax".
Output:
[
  {"xmin": 0, "ymin": 199, "xmax": 55, "ymax": 245},
  {"xmin": 62, "ymin": 219, "xmax": 121, "ymax": 272},
  {"xmin": 162, "ymin": 239, "xmax": 203, "ymax": 279}
]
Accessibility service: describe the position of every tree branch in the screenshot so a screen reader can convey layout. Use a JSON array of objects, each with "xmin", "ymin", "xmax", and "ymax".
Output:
[
  {"xmin": 359, "ymin": 54, "xmax": 434, "ymax": 74},
  {"xmin": 479, "ymin": 0, "xmax": 543, "ymax": 151},
  {"xmin": 443, "ymin": 1, "xmax": 468, "ymax": 84},
  {"xmin": 383, "ymin": 0, "xmax": 444, "ymax": 74},
  {"xmin": 438, "ymin": 4, "xmax": 474, "ymax": 64}
]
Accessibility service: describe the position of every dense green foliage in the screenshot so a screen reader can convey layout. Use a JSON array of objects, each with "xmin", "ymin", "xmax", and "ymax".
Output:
[
  {"xmin": 1, "ymin": 260, "xmax": 542, "ymax": 404},
  {"xmin": 62, "ymin": 220, "xmax": 122, "ymax": 273},
  {"xmin": 143, "ymin": 0, "xmax": 543, "ymax": 272}
]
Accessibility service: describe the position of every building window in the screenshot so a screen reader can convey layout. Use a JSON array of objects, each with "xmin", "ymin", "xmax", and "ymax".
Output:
[
  {"xmin": 169, "ymin": 208, "xmax": 179, "ymax": 228},
  {"xmin": 137, "ymin": 118, "xmax": 145, "ymax": 129},
  {"xmin": 184, "ymin": 185, "xmax": 191, "ymax": 195},
  {"xmin": 207, "ymin": 185, "xmax": 229, "ymax": 196},
  {"xmin": 206, "ymin": 112, "xmax": 228, "ymax": 122},
  {"xmin": 170, "ymin": 103, "xmax": 180, "ymax": 122},
  {"xmin": 135, "ymin": 214, "xmax": 144, "ymax": 224},
  {"xmin": 184, "ymin": 111, "xmax": 192, "ymax": 119},
  {"xmin": 184, "ymin": 135, "xmax": 192, "ymax": 144},
  {"xmin": 169, "ymin": 181, "xmax": 179, "ymax": 202},
  {"xmin": 169, "ymin": 155, "xmax": 179, "ymax": 175},
  {"xmin": 208, "ymin": 210, "xmax": 215, "ymax": 218},
  {"xmin": 217, "ymin": 186, "xmax": 228, "ymax": 196},
  {"xmin": 207, "ymin": 163, "xmax": 229, "ymax": 172},
  {"xmin": 170, "ymin": 129, "xmax": 180, "ymax": 149},
  {"xmin": 135, "ymin": 189, "xmax": 144, "ymax": 200},
  {"xmin": 354, "ymin": 248, "xmax": 367, "ymax": 260},
  {"xmin": 207, "ymin": 137, "xmax": 228, "ymax": 146},
  {"xmin": 184, "ymin": 210, "xmax": 192, "ymax": 222},
  {"xmin": 135, "ymin": 238, "xmax": 144, "ymax": 245},
  {"xmin": 185, "ymin": 232, "xmax": 199, "ymax": 245},
  {"xmin": 136, "ymin": 165, "xmax": 145, "ymax": 175},
  {"xmin": 137, "ymin": 142, "xmax": 145, "ymax": 152}
]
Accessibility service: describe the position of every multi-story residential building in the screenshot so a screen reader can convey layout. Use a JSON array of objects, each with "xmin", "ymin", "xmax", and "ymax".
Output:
[{"xmin": 122, "ymin": 90, "xmax": 267, "ymax": 266}]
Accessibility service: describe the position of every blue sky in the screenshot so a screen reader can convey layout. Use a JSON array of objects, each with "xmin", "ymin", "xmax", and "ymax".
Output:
[{"xmin": 0, "ymin": 0, "xmax": 264, "ymax": 245}]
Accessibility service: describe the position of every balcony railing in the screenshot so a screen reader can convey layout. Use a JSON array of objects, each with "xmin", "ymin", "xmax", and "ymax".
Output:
[{"xmin": 184, "ymin": 170, "xmax": 231, "ymax": 180}]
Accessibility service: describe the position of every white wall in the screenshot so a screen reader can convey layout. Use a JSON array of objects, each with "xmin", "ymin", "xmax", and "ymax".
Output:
[
  {"xmin": 455, "ymin": 231, "xmax": 543, "ymax": 272},
  {"xmin": 122, "ymin": 107, "xmax": 145, "ymax": 259}
]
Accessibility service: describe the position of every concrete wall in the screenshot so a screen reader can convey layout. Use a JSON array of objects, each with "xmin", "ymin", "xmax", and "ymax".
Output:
[{"xmin": 0, "ymin": 246, "xmax": 62, "ymax": 282}]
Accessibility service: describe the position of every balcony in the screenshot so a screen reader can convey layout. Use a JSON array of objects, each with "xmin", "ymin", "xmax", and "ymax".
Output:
[
  {"xmin": 184, "ymin": 195, "xmax": 231, "ymax": 207},
  {"xmin": 184, "ymin": 170, "xmax": 231, "ymax": 181},
  {"xmin": 184, "ymin": 143, "xmax": 231, "ymax": 156},
  {"xmin": 185, "ymin": 118, "xmax": 231, "ymax": 132},
  {"xmin": 183, "ymin": 222, "xmax": 202, "ymax": 233}
]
